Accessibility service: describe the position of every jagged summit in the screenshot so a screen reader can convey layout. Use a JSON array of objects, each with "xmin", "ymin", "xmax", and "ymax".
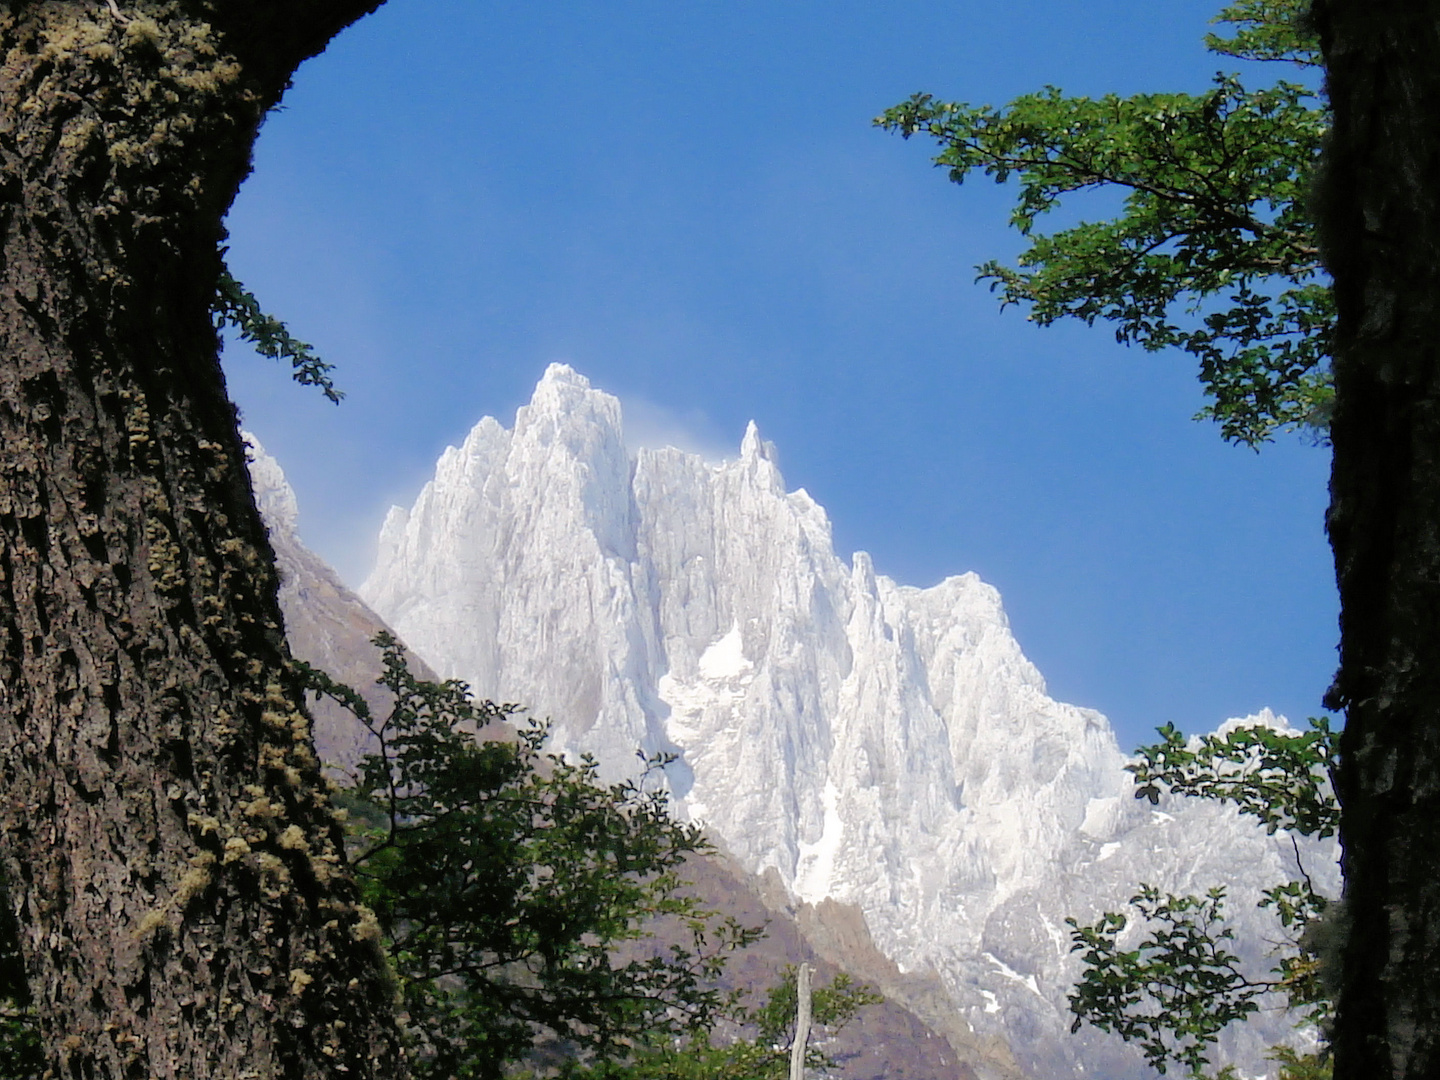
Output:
[
  {"xmin": 359, "ymin": 368, "xmax": 1338, "ymax": 1080},
  {"xmin": 539, "ymin": 360, "xmax": 586, "ymax": 384},
  {"xmin": 739, "ymin": 418, "xmax": 777, "ymax": 463},
  {"xmin": 247, "ymin": 424, "xmax": 982, "ymax": 1080}
]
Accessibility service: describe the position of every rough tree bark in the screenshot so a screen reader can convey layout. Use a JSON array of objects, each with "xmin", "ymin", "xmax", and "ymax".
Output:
[
  {"xmin": 1313, "ymin": 2, "xmax": 1440, "ymax": 1077},
  {"xmin": 0, "ymin": 2, "xmax": 407, "ymax": 1076}
]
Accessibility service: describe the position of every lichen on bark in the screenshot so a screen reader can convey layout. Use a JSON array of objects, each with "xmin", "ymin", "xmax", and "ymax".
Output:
[{"xmin": 0, "ymin": 1, "xmax": 403, "ymax": 1076}]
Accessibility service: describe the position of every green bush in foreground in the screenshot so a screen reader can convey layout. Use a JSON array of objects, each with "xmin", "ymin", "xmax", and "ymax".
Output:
[{"xmin": 304, "ymin": 633, "xmax": 767, "ymax": 1079}]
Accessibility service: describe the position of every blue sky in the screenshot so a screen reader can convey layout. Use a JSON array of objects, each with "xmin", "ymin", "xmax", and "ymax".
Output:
[{"xmin": 222, "ymin": 0, "xmax": 1336, "ymax": 753}]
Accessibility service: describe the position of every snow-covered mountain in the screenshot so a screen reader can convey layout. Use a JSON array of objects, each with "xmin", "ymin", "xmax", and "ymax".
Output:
[
  {"xmin": 359, "ymin": 365, "xmax": 1338, "ymax": 1079},
  {"xmin": 246, "ymin": 434, "xmax": 978, "ymax": 1080}
]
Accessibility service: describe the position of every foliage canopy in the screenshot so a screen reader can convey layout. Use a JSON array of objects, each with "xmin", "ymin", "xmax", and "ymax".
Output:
[{"xmin": 877, "ymin": 0, "xmax": 1329, "ymax": 446}]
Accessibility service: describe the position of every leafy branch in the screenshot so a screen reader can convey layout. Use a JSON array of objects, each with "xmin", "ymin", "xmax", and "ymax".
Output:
[
  {"xmin": 213, "ymin": 264, "xmax": 344, "ymax": 403},
  {"xmin": 1066, "ymin": 716, "xmax": 1338, "ymax": 1076},
  {"xmin": 1130, "ymin": 717, "xmax": 1337, "ymax": 839},
  {"xmin": 1067, "ymin": 885, "xmax": 1276, "ymax": 1076},
  {"xmin": 876, "ymin": 0, "xmax": 1330, "ymax": 445}
]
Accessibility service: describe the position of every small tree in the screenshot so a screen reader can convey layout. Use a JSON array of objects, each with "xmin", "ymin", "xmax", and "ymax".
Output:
[
  {"xmin": 553, "ymin": 966, "xmax": 882, "ymax": 1080},
  {"xmin": 304, "ymin": 634, "xmax": 764, "ymax": 1079}
]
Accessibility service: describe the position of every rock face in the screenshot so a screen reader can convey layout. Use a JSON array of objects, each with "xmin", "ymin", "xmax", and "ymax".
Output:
[{"xmin": 358, "ymin": 366, "xmax": 1338, "ymax": 1079}]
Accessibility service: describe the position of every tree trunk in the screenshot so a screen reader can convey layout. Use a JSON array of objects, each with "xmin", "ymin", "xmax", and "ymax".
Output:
[
  {"xmin": 788, "ymin": 962, "xmax": 811, "ymax": 1080},
  {"xmin": 1313, "ymin": 2, "xmax": 1440, "ymax": 1076},
  {"xmin": 0, "ymin": 2, "xmax": 407, "ymax": 1076}
]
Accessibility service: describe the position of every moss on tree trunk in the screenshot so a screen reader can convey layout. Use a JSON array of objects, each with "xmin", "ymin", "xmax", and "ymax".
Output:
[{"xmin": 0, "ymin": 2, "xmax": 405, "ymax": 1075}]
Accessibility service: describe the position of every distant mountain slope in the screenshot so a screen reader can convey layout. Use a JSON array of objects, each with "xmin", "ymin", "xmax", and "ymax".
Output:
[
  {"xmin": 359, "ymin": 365, "xmax": 1339, "ymax": 1079},
  {"xmin": 246, "ymin": 433, "xmax": 976, "ymax": 1080},
  {"xmin": 245, "ymin": 434, "xmax": 437, "ymax": 775}
]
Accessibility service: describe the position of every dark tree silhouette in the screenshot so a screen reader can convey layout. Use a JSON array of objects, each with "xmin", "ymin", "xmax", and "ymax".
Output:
[{"xmin": 1314, "ymin": 2, "xmax": 1440, "ymax": 1077}]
